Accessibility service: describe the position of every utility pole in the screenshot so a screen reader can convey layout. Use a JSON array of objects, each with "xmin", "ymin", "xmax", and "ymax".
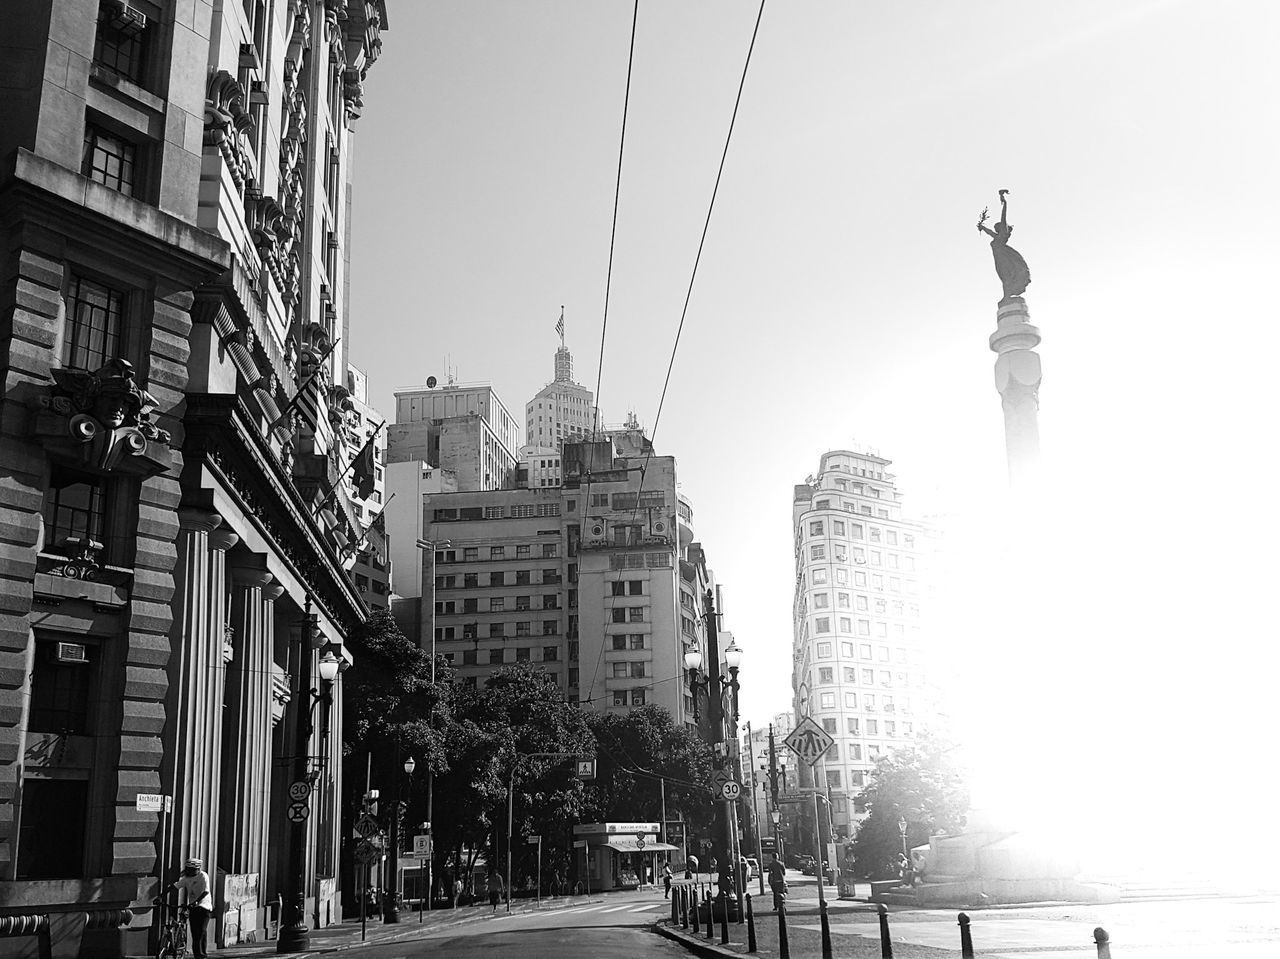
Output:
[{"xmin": 704, "ymin": 588, "xmax": 734, "ymax": 902}]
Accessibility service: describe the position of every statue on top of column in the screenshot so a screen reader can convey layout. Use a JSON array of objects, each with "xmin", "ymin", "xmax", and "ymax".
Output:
[{"xmin": 977, "ymin": 189, "xmax": 1031, "ymax": 302}]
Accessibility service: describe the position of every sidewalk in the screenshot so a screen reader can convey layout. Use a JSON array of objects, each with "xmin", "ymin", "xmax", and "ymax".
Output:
[{"xmin": 215, "ymin": 895, "xmax": 605, "ymax": 957}]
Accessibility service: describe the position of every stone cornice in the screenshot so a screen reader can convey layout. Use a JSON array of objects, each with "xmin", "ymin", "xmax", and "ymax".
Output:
[{"xmin": 182, "ymin": 392, "xmax": 367, "ymax": 634}]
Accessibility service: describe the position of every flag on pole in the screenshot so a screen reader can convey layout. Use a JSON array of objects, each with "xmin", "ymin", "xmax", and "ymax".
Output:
[
  {"xmin": 555, "ymin": 307, "xmax": 565, "ymax": 342},
  {"xmin": 352, "ymin": 436, "xmax": 377, "ymax": 499},
  {"xmin": 364, "ymin": 509, "xmax": 388, "ymax": 565}
]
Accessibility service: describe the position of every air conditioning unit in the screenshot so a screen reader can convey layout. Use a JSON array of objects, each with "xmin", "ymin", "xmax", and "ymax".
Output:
[{"xmin": 55, "ymin": 642, "xmax": 88, "ymax": 664}]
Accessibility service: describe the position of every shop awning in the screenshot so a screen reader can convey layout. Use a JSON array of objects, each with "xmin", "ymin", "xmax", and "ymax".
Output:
[{"xmin": 605, "ymin": 839, "xmax": 679, "ymax": 853}]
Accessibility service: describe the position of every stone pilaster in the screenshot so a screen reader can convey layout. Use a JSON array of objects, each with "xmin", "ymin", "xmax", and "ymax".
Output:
[
  {"xmin": 990, "ymin": 296, "xmax": 1042, "ymax": 490},
  {"xmin": 219, "ymin": 567, "xmax": 281, "ymax": 888},
  {"xmin": 165, "ymin": 507, "xmax": 222, "ymax": 871}
]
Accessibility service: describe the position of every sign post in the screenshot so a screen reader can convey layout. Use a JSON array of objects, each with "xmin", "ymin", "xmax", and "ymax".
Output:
[
  {"xmin": 784, "ymin": 716, "xmax": 835, "ymax": 909},
  {"xmin": 527, "ymin": 836, "xmax": 543, "ymax": 906}
]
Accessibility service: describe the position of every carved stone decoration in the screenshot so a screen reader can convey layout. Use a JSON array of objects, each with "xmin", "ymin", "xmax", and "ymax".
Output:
[
  {"xmin": 205, "ymin": 70, "xmax": 257, "ymax": 194},
  {"xmin": 31, "ymin": 359, "xmax": 175, "ymax": 477},
  {"xmin": 342, "ymin": 67, "xmax": 364, "ymax": 120},
  {"xmin": 43, "ymin": 536, "xmax": 103, "ymax": 580}
]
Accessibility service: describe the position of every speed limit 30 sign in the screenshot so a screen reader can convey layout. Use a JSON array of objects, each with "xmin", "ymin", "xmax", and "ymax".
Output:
[{"xmin": 721, "ymin": 780, "xmax": 742, "ymax": 801}]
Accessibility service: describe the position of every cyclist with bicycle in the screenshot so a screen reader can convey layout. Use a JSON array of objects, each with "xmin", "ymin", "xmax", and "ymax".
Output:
[{"xmin": 159, "ymin": 857, "xmax": 213, "ymax": 959}]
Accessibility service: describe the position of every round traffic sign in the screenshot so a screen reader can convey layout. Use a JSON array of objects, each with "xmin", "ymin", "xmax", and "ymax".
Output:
[
  {"xmin": 288, "ymin": 781, "xmax": 312, "ymax": 802},
  {"xmin": 721, "ymin": 780, "xmax": 742, "ymax": 801},
  {"xmin": 286, "ymin": 801, "xmax": 310, "ymax": 823}
]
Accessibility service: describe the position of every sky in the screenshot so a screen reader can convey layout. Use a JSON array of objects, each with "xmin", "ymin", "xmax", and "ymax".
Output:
[{"xmin": 348, "ymin": 1, "xmax": 1280, "ymax": 868}]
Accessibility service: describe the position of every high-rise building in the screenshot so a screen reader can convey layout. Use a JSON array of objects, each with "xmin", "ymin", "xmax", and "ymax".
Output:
[
  {"xmin": 389, "ymin": 382, "xmax": 521, "ymax": 490},
  {"xmin": 524, "ymin": 339, "xmax": 597, "ymax": 451},
  {"xmin": 791, "ymin": 449, "xmax": 931, "ymax": 838},
  {"xmin": 0, "ymin": 0, "xmax": 386, "ymax": 948}
]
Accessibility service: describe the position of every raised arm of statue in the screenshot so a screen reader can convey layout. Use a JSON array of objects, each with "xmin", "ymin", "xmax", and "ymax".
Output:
[{"xmin": 976, "ymin": 206, "xmax": 997, "ymax": 237}]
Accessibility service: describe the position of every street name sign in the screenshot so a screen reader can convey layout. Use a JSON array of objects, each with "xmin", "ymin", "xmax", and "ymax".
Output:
[
  {"xmin": 784, "ymin": 717, "xmax": 834, "ymax": 766},
  {"xmin": 135, "ymin": 793, "xmax": 165, "ymax": 812}
]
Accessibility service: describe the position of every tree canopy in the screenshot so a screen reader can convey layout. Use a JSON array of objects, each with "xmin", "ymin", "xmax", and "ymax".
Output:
[{"xmin": 851, "ymin": 730, "xmax": 969, "ymax": 879}]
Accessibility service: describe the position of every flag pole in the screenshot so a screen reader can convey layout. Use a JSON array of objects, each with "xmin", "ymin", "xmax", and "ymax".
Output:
[
  {"xmin": 272, "ymin": 337, "xmax": 342, "ymax": 429},
  {"xmin": 312, "ymin": 420, "xmax": 385, "ymax": 517}
]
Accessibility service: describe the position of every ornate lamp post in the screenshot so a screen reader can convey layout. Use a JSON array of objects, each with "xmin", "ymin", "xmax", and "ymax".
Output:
[
  {"xmin": 898, "ymin": 816, "xmax": 909, "ymax": 860},
  {"xmin": 722, "ymin": 639, "xmax": 742, "ymax": 725},
  {"xmin": 683, "ymin": 646, "xmax": 708, "ymax": 721},
  {"xmin": 277, "ymin": 619, "xmax": 339, "ymax": 953}
]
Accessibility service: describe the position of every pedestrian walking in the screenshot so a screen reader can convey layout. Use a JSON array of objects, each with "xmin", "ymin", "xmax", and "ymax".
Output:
[
  {"xmin": 662, "ymin": 863, "xmax": 672, "ymax": 898},
  {"xmin": 486, "ymin": 871, "xmax": 505, "ymax": 913},
  {"xmin": 166, "ymin": 857, "xmax": 213, "ymax": 959},
  {"xmin": 686, "ymin": 854, "xmax": 698, "ymax": 881},
  {"xmin": 453, "ymin": 876, "xmax": 463, "ymax": 909},
  {"xmin": 767, "ymin": 852, "xmax": 787, "ymax": 911}
]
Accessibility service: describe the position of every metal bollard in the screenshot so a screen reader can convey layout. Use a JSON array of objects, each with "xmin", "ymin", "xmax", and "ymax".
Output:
[
  {"xmin": 691, "ymin": 887, "xmax": 700, "ymax": 934},
  {"xmin": 706, "ymin": 891, "xmax": 715, "ymax": 942},
  {"xmin": 680, "ymin": 886, "xmax": 689, "ymax": 928},
  {"xmin": 746, "ymin": 893, "xmax": 757, "ymax": 953},
  {"xmin": 819, "ymin": 899, "xmax": 833, "ymax": 959},
  {"xmin": 1094, "ymin": 927, "xmax": 1111, "ymax": 959},
  {"xmin": 720, "ymin": 891, "xmax": 730, "ymax": 945},
  {"xmin": 777, "ymin": 900, "xmax": 790, "ymax": 959},
  {"xmin": 671, "ymin": 888, "xmax": 678, "ymax": 924},
  {"xmin": 877, "ymin": 903, "xmax": 894, "ymax": 959},
  {"xmin": 959, "ymin": 912, "xmax": 974, "ymax": 959}
]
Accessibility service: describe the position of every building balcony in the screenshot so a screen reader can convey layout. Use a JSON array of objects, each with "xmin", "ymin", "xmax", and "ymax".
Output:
[{"xmin": 677, "ymin": 493, "xmax": 694, "ymax": 547}]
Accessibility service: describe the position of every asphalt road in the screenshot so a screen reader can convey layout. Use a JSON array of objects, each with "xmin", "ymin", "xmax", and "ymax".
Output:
[{"xmin": 333, "ymin": 891, "xmax": 683, "ymax": 958}]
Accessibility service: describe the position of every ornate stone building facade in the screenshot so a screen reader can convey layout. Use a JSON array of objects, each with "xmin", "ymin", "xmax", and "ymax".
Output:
[{"xmin": 0, "ymin": 1, "xmax": 386, "ymax": 955}]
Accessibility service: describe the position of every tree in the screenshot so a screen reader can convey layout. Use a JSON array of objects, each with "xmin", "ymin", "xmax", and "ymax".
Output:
[
  {"xmin": 851, "ymin": 730, "xmax": 969, "ymax": 880},
  {"xmin": 582, "ymin": 705, "xmax": 716, "ymax": 849}
]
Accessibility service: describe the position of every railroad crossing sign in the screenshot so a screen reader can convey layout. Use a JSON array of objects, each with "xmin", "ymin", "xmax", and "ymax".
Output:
[
  {"xmin": 355, "ymin": 840, "xmax": 379, "ymax": 865},
  {"xmin": 721, "ymin": 780, "xmax": 742, "ymax": 801},
  {"xmin": 288, "ymin": 780, "xmax": 311, "ymax": 802},
  {"xmin": 784, "ymin": 716, "xmax": 835, "ymax": 766},
  {"xmin": 354, "ymin": 812, "xmax": 380, "ymax": 838},
  {"xmin": 286, "ymin": 801, "xmax": 310, "ymax": 823}
]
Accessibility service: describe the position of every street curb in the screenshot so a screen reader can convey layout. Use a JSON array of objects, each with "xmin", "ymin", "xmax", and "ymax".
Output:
[{"xmin": 652, "ymin": 921, "xmax": 739, "ymax": 959}]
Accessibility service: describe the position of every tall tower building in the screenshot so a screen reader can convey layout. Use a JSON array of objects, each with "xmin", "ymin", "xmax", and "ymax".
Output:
[
  {"xmin": 791, "ymin": 449, "xmax": 932, "ymax": 839},
  {"xmin": 524, "ymin": 327, "xmax": 597, "ymax": 452}
]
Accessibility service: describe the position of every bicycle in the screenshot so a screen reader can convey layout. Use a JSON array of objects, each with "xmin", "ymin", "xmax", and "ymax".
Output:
[{"xmin": 153, "ymin": 898, "xmax": 188, "ymax": 959}]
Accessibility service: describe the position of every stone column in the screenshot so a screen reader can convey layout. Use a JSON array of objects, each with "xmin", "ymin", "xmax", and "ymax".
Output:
[
  {"xmin": 198, "ymin": 527, "xmax": 237, "ymax": 873},
  {"xmin": 219, "ymin": 566, "xmax": 281, "ymax": 891},
  {"xmin": 167, "ymin": 508, "xmax": 223, "ymax": 871},
  {"xmin": 990, "ymin": 295, "xmax": 1042, "ymax": 490}
]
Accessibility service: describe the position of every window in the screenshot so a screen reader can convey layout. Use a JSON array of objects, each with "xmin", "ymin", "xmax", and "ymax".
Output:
[
  {"xmin": 516, "ymin": 647, "xmax": 531, "ymax": 661},
  {"xmin": 543, "ymin": 646, "xmax": 558, "ymax": 661},
  {"xmin": 463, "ymin": 547, "xmax": 478, "ymax": 561},
  {"xmin": 515, "ymin": 596, "xmax": 531, "ymax": 611},
  {"xmin": 82, "ymin": 123, "xmax": 139, "ymax": 196},
  {"xmin": 485, "ymin": 506, "xmax": 503, "ymax": 519},
  {"xmin": 611, "ymin": 608, "xmax": 626, "ymax": 624},
  {"xmin": 630, "ymin": 662, "xmax": 646, "ymax": 678},
  {"xmin": 867, "ymin": 720, "xmax": 878, "ymax": 736},
  {"xmin": 462, "ymin": 649, "xmax": 477, "ymax": 665},
  {"xmin": 516, "ymin": 621, "xmax": 531, "ymax": 636},
  {"xmin": 542, "ymin": 543, "xmax": 557, "ymax": 557},
  {"xmin": 820, "ymin": 693, "xmax": 835, "ymax": 708},
  {"xmin": 816, "ymin": 642, "xmax": 832, "ymax": 658},
  {"xmin": 835, "ymin": 568, "xmax": 848, "ymax": 586},
  {"xmin": 809, "ymin": 521, "xmax": 824, "ymax": 536},
  {"xmin": 832, "ymin": 520, "xmax": 845, "ymax": 536},
  {"xmin": 516, "ymin": 570, "xmax": 531, "ymax": 586},
  {"xmin": 566, "ymin": 499, "xmax": 576, "ymax": 512},
  {"xmin": 488, "ymin": 624, "xmax": 504, "ymax": 638},
  {"xmin": 611, "ymin": 635, "xmax": 627, "ymax": 650},
  {"xmin": 542, "ymin": 595, "xmax": 558, "ymax": 610},
  {"xmin": 828, "ymin": 745, "xmax": 839, "ymax": 761},
  {"xmin": 826, "ymin": 771, "xmax": 842, "ymax": 788},
  {"xmin": 434, "ymin": 626, "xmax": 455, "ymax": 642},
  {"xmin": 813, "ymin": 593, "xmax": 829, "ymax": 609},
  {"xmin": 862, "ymin": 669, "xmax": 874, "ymax": 685},
  {"xmin": 612, "ymin": 662, "xmax": 628, "ymax": 678},
  {"xmin": 490, "ymin": 546, "xmax": 505, "ymax": 560},
  {"xmin": 489, "ymin": 598, "xmax": 504, "ymax": 612},
  {"xmin": 628, "ymin": 607, "xmax": 644, "ymax": 623},
  {"xmin": 810, "ymin": 545, "xmax": 825, "ymax": 560},
  {"xmin": 464, "ymin": 573, "xmax": 478, "ymax": 588},
  {"xmin": 517, "ymin": 545, "xmax": 531, "ymax": 558},
  {"xmin": 29, "ymin": 638, "xmax": 94, "ymax": 734},
  {"xmin": 542, "ymin": 620, "xmax": 557, "ymax": 635},
  {"xmin": 839, "ymin": 617, "xmax": 852, "ymax": 633},
  {"xmin": 815, "ymin": 499, "xmax": 830, "ymax": 509},
  {"xmin": 858, "ymin": 621, "xmax": 871, "ymax": 637},
  {"xmin": 93, "ymin": 3, "xmax": 150, "ymax": 85},
  {"xmin": 844, "ymin": 668, "xmax": 857, "ymax": 682},
  {"xmin": 885, "ymin": 722, "xmax": 896, "ymax": 736},
  {"xmin": 462, "ymin": 598, "xmax": 478, "ymax": 613},
  {"xmin": 812, "ymin": 568, "xmax": 828, "ymax": 585},
  {"xmin": 631, "ymin": 689, "xmax": 646, "ymax": 706},
  {"xmin": 63, "ymin": 274, "xmax": 124, "ymax": 370},
  {"xmin": 43, "ymin": 466, "xmax": 107, "ymax": 552},
  {"xmin": 814, "ymin": 617, "xmax": 830, "ymax": 634},
  {"xmin": 841, "ymin": 642, "xmax": 854, "ymax": 657},
  {"xmin": 488, "ymin": 648, "xmax": 504, "ymax": 665},
  {"xmin": 16, "ymin": 779, "xmax": 88, "ymax": 880},
  {"xmin": 629, "ymin": 634, "xmax": 645, "ymax": 650},
  {"xmin": 819, "ymin": 667, "xmax": 833, "ymax": 683},
  {"xmin": 844, "ymin": 692, "xmax": 857, "ymax": 707},
  {"xmin": 612, "ymin": 690, "xmax": 628, "ymax": 706},
  {"xmin": 846, "ymin": 719, "xmax": 860, "ymax": 736},
  {"xmin": 836, "ymin": 592, "xmax": 850, "ymax": 609},
  {"xmin": 821, "ymin": 716, "xmax": 837, "ymax": 731}
]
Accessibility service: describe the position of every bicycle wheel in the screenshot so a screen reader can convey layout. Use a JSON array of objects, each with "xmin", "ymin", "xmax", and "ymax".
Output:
[{"xmin": 156, "ymin": 930, "xmax": 177, "ymax": 959}]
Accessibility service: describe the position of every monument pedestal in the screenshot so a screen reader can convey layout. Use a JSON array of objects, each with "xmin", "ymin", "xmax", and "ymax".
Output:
[{"xmin": 990, "ymin": 296, "xmax": 1042, "ymax": 491}]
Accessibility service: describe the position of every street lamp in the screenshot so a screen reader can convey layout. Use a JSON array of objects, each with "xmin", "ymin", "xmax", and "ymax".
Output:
[
  {"xmin": 415, "ymin": 537, "xmax": 450, "ymax": 912},
  {"xmin": 683, "ymin": 646, "xmax": 708, "ymax": 721},
  {"xmin": 278, "ymin": 604, "xmax": 335, "ymax": 953},
  {"xmin": 898, "ymin": 816, "xmax": 909, "ymax": 860},
  {"xmin": 722, "ymin": 639, "xmax": 742, "ymax": 725}
]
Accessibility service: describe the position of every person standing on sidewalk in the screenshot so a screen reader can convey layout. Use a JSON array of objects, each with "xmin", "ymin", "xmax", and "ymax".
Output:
[
  {"xmin": 168, "ymin": 858, "xmax": 213, "ymax": 959},
  {"xmin": 486, "ymin": 871, "xmax": 505, "ymax": 913},
  {"xmin": 662, "ymin": 863, "xmax": 672, "ymax": 898}
]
